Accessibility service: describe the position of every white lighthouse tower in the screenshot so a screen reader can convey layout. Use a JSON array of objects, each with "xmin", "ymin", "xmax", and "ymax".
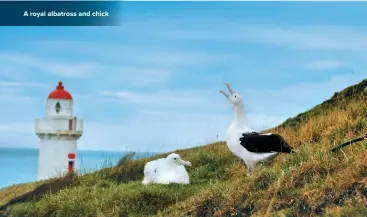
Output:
[{"xmin": 35, "ymin": 81, "xmax": 83, "ymax": 180}]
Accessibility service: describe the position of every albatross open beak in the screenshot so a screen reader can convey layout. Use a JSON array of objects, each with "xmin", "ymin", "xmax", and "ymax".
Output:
[
  {"xmin": 219, "ymin": 82, "xmax": 234, "ymax": 98},
  {"xmin": 219, "ymin": 90, "xmax": 229, "ymax": 98}
]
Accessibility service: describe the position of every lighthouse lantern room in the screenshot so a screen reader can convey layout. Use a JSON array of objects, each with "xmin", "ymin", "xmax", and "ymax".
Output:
[{"xmin": 35, "ymin": 81, "xmax": 83, "ymax": 180}]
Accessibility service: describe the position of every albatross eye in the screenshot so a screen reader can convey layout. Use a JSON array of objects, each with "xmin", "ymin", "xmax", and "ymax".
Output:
[{"xmin": 173, "ymin": 158, "xmax": 177, "ymax": 160}]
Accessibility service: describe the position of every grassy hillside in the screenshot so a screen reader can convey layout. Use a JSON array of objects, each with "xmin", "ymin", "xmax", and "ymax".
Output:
[{"xmin": 1, "ymin": 79, "xmax": 367, "ymax": 217}]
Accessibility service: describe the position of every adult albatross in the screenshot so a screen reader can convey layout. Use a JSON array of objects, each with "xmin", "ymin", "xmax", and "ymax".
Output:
[{"xmin": 220, "ymin": 83, "xmax": 294, "ymax": 175}]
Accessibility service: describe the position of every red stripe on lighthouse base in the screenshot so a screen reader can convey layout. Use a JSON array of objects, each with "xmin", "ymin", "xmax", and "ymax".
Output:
[{"xmin": 68, "ymin": 153, "xmax": 76, "ymax": 159}]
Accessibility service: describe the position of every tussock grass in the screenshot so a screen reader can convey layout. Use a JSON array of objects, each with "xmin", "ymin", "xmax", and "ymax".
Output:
[{"xmin": 1, "ymin": 79, "xmax": 367, "ymax": 217}]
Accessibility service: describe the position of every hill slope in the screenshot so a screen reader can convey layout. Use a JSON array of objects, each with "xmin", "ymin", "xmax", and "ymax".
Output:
[{"xmin": 1, "ymin": 79, "xmax": 367, "ymax": 217}]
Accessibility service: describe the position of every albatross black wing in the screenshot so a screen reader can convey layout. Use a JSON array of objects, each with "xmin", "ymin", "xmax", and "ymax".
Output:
[{"xmin": 239, "ymin": 133, "xmax": 294, "ymax": 153}]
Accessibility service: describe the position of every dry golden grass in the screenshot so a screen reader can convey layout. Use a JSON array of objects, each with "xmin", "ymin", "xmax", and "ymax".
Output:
[{"xmin": 0, "ymin": 181, "xmax": 45, "ymax": 206}]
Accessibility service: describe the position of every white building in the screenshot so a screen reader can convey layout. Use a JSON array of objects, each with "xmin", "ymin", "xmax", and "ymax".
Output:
[{"xmin": 35, "ymin": 81, "xmax": 83, "ymax": 180}]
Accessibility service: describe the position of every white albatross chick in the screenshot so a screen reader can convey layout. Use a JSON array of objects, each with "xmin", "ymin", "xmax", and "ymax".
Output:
[
  {"xmin": 142, "ymin": 158, "xmax": 165, "ymax": 185},
  {"xmin": 220, "ymin": 83, "xmax": 294, "ymax": 175},
  {"xmin": 142, "ymin": 153, "xmax": 192, "ymax": 184}
]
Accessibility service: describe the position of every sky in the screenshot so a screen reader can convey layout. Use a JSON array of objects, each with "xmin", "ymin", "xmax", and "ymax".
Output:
[{"xmin": 0, "ymin": 2, "xmax": 367, "ymax": 152}]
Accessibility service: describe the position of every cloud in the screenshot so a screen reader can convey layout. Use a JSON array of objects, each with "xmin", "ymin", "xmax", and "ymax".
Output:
[
  {"xmin": 0, "ymin": 81, "xmax": 44, "ymax": 87},
  {"xmin": 0, "ymin": 123, "xmax": 33, "ymax": 133},
  {"xmin": 0, "ymin": 81, "xmax": 41, "ymax": 102},
  {"xmin": 0, "ymin": 53, "xmax": 99, "ymax": 77},
  {"xmin": 36, "ymin": 40, "xmax": 236, "ymax": 68},
  {"xmin": 238, "ymin": 26, "xmax": 367, "ymax": 51},
  {"xmin": 101, "ymin": 66, "xmax": 172, "ymax": 86},
  {"xmin": 0, "ymin": 64, "xmax": 31, "ymax": 79},
  {"xmin": 304, "ymin": 60, "xmax": 348, "ymax": 70},
  {"xmin": 97, "ymin": 88, "xmax": 226, "ymax": 111},
  {"xmin": 0, "ymin": 93, "xmax": 33, "ymax": 102},
  {"xmin": 162, "ymin": 23, "xmax": 367, "ymax": 51},
  {"xmin": 0, "ymin": 52, "xmax": 175, "ymax": 86}
]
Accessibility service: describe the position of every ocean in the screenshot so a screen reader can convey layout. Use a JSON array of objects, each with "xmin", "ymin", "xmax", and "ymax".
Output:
[{"xmin": 0, "ymin": 147, "xmax": 157, "ymax": 189}]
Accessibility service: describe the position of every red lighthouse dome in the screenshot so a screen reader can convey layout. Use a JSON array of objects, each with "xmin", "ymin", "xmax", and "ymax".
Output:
[{"xmin": 48, "ymin": 81, "xmax": 73, "ymax": 100}]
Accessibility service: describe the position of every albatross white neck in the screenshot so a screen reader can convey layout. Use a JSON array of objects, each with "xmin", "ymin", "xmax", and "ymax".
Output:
[{"xmin": 230, "ymin": 102, "xmax": 248, "ymax": 129}]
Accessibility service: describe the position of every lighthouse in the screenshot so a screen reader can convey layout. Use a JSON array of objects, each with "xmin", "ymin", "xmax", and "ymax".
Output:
[{"xmin": 35, "ymin": 81, "xmax": 83, "ymax": 180}]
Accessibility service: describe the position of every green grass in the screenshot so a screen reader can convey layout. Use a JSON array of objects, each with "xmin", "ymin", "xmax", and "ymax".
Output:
[{"xmin": 1, "ymin": 79, "xmax": 367, "ymax": 217}]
